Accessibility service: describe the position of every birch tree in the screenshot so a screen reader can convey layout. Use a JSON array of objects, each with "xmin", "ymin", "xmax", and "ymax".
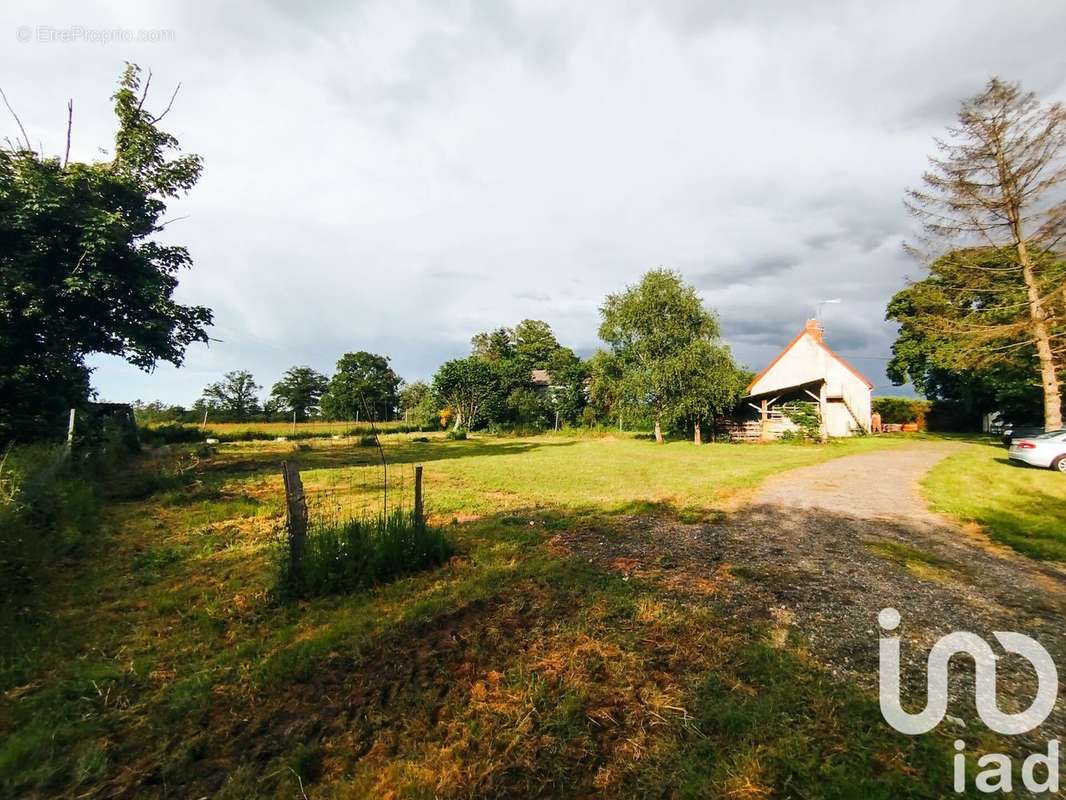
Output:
[
  {"xmin": 905, "ymin": 78, "xmax": 1066, "ymax": 429},
  {"xmin": 599, "ymin": 269, "xmax": 737, "ymax": 443}
]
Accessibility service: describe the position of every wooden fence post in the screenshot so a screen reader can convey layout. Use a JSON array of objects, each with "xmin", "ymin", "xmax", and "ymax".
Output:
[
  {"xmin": 281, "ymin": 461, "xmax": 308, "ymax": 582},
  {"xmin": 413, "ymin": 465, "xmax": 424, "ymax": 527}
]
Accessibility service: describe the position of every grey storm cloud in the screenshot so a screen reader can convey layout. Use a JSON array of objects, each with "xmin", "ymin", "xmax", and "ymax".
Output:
[{"xmin": 3, "ymin": 0, "xmax": 1065, "ymax": 403}]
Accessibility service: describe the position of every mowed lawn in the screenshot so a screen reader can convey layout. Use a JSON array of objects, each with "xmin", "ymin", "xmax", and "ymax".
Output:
[
  {"xmin": 923, "ymin": 438, "xmax": 1066, "ymax": 561},
  {"xmin": 2, "ymin": 434, "xmax": 967, "ymax": 799}
]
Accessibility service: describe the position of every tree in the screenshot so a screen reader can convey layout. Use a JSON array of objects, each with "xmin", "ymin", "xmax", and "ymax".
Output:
[
  {"xmin": 545, "ymin": 346, "xmax": 589, "ymax": 425},
  {"xmin": 399, "ymin": 380, "xmax": 439, "ymax": 428},
  {"xmin": 599, "ymin": 269, "xmax": 738, "ymax": 443},
  {"xmin": 0, "ymin": 64, "xmax": 211, "ymax": 442},
  {"xmin": 470, "ymin": 327, "xmax": 515, "ymax": 362},
  {"xmin": 904, "ymin": 77, "xmax": 1066, "ymax": 430},
  {"xmin": 513, "ymin": 319, "xmax": 562, "ymax": 370},
  {"xmin": 320, "ymin": 351, "xmax": 400, "ymax": 421},
  {"xmin": 466, "ymin": 319, "xmax": 587, "ymax": 428},
  {"xmin": 586, "ymin": 350, "xmax": 625, "ymax": 425},
  {"xmin": 432, "ymin": 357, "xmax": 501, "ymax": 430},
  {"xmin": 202, "ymin": 370, "xmax": 261, "ymax": 421},
  {"xmin": 887, "ymin": 248, "xmax": 1052, "ymax": 422},
  {"xmin": 669, "ymin": 340, "xmax": 746, "ymax": 444},
  {"xmin": 270, "ymin": 366, "xmax": 329, "ymax": 422}
]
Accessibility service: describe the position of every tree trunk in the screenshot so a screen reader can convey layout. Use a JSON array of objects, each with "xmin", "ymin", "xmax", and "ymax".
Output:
[
  {"xmin": 996, "ymin": 138, "xmax": 1064, "ymax": 431},
  {"xmin": 654, "ymin": 417, "xmax": 663, "ymax": 444},
  {"xmin": 693, "ymin": 419, "xmax": 701, "ymax": 445},
  {"xmin": 454, "ymin": 406, "xmax": 463, "ymax": 430},
  {"xmin": 1013, "ymin": 225, "xmax": 1063, "ymax": 430}
]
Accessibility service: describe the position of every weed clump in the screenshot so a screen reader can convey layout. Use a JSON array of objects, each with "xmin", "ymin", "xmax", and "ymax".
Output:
[
  {"xmin": 275, "ymin": 509, "xmax": 453, "ymax": 600},
  {"xmin": 0, "ymin": 445, "xmax": 98, "ymax": 609}
]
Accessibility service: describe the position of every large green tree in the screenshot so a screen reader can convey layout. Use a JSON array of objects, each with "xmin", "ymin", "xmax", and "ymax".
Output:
[
  {"xmin": 432, "ymin": 357, "xmax": 502, "ymax": 430},
  {"xmin": 886, "ymin": 248, "xmax": 1056, "ymax": 422},
  {"xmin": 513, "ymin": 319, "xmax": 561, "ymax": 370},
  {"xmin": 670, "ymin": 340, "xmax": 746, "ymax": 444},
  {"xmin": 320, "ymin": 351, "xmax": 400, "ymax": 422},
  {"xmin": 598, "ymin": 269, "xmax": 740, "ymax": 443},
  {"xmin": 467, "ymin": 319, "xmax": 587, "ymax": 428},
  {"xmin": 201, "ymin": 370, "xmax": 261, "ymax": 421},
  {"xmin": 269, "ymin": 366, "xmax": 329, "ymax": 422},
  {"xmin": 904, "ymin": 77, "xmax": 1066, "ymax": 430},
  {"xmin": 0, "ymin": 64, "xmax": 211, "ymax": 442}
]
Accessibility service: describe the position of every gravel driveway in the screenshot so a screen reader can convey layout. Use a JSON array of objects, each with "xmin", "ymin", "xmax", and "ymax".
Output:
[{"xmin": 556, "ymin": 442, "xmax": 1066, "ymax": 747}]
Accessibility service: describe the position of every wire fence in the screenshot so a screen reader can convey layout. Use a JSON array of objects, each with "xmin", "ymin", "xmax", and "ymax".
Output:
[{"xmin": 300, "ymin": 458, "xmax": 425, "ymax": 527}]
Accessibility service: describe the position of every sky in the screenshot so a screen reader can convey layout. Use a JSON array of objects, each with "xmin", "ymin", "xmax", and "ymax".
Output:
[{"xmin": 4, "ymin": 0, "xmax": 1066, "ymax": 404}]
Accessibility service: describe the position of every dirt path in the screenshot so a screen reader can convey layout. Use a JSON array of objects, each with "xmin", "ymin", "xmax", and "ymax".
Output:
[
  {"xmin": 557, "ymin": 442, "xmax": 1066, "ymax": 745},
  {"xmin": 753, "ymin": 442, "xmax": 962, "ymax": 528}
]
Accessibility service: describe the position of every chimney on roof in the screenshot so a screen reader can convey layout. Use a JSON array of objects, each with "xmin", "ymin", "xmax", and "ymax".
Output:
[{"xmin": 804, "ymin": 318, "xmax": 824, "ymax": 343}]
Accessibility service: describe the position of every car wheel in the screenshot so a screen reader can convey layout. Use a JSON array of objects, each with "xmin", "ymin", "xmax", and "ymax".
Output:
[{"xmin": 1054, "ymin": 457, "xmax": 1066, "ymax": 474}]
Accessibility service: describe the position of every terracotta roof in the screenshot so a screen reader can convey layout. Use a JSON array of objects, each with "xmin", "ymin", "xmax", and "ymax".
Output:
[{"xmin": 745, "ymin": 321, "xmax": 873, "ymax": 394}]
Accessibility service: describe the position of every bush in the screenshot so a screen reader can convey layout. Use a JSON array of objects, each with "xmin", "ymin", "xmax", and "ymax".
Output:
[
  {"xmin": 276, "ymin": 509, "xmax": 454, "ymax": 600},
  {"xmin": 0, "ymin": 445, "xmax": 99, "ymax": 608},
  {"xmin": 358, "ymin": 434, "xmax": 379, "ymax": 447},
  {"xmin": 140, "ymin": 423, "xmax": 206, "ymax": 446},
  {"xmin": 780, "ymin": 402, "xmax": 821, "ymax": 440},
  {"xmin": 445, "ymin": 429, "xmax": 468, "ymax": 441},
  {"xmin": 926, "ymin": 400, "xmax": 981, "ymax": 432},
  {"xmin": 872, "ymin": 397, "xmax": 930, "ymax": 426}
]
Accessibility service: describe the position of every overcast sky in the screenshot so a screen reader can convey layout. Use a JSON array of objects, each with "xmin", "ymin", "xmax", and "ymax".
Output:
[{"xmin": 5, "ymin": 1, "xmax": 1066, "ymax": 404}]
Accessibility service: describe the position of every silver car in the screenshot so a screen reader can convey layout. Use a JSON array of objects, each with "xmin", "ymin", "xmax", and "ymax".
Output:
[{"xmin": 1008, "ymin": 429, "xmax": 1066, "ymax": 472}]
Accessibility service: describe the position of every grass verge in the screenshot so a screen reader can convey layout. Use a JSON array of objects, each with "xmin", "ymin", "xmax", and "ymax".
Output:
[{"xmin": 922, "ymin": 439, "xmax": 1066, "ymax": 560}]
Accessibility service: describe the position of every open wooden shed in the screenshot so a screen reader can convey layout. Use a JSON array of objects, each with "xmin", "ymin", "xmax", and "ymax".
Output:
[{"xmin": 733, "ymin": 319, "xmax": 873, "ymax": 441}]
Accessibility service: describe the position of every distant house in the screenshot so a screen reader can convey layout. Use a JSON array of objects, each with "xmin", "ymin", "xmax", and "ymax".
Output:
[
  {"xmin": 736, "ymin": 319, "xmax": 873, "ymax": 440},
  {"xmin": 530, "ymin": 369, "xmax": 553, "ymax": 391}
]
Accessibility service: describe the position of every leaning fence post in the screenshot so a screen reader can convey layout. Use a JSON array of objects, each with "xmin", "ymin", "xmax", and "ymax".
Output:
[
  {"xmin": 281, "ymin": 461, "xmax": 308, "ymax": 582},
  {"xmin": 413, "ymin": 465, "xmax": 424, "ymax": 527}
]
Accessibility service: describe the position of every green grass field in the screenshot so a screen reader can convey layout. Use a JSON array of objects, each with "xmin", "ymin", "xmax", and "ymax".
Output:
[
  {"xmin": 0, "ymin": 433, "xmax": 981, "ymax": 798},
  {"xmin": 923, "ymin": 438, "xmax": 1066, "ymax": 560}
]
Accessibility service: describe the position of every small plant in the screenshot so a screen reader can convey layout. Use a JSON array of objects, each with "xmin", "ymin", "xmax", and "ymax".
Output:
[
  {"xmin": 275, "ymin": 509, "xmax": 454, "ymax": 600},
  {"xmin": 446, "ymin": 429, "xmax": 467, "ymax": 441},
  {"xmin": 358, "ymin": 434, "xmax": 378, "ymax": 447},
  {"xmin": 780, "ymin": 402, "xmax": 821, "ymax": 441}
]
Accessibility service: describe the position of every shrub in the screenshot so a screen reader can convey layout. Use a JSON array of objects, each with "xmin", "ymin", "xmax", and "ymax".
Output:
[
  {"xmin": 0, "ymin": 445, "xmax": 99, "ymax": 608},
  {"xmin": 140, "ymin": 423, "xmax": 206, "ymax": 446},
  {"xmin": 872, "ymin": 397, "xmax": 930, "ymax": 426},
  {"xmin": 926, "ymin": 400, "xmax": 981, "ymax": 432},
  {"xmin": 276, "ymin": 509, "xmax": 454, "ymax": 600},
  {"xmin": 445, "ymin": 429, "xmax": 467, "ymax": 441},
  {"xmin": 358, "ymin": 434, "xmax": 379, "ymax": 447},
  {"xmin": 780, "ymin": 402, "xmax": 821, "ymax": 440}
]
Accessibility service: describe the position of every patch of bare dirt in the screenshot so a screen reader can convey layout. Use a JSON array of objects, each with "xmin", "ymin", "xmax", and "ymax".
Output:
[{"xmin": 555, "ymin": 444, "xmax": 1066, "ymax": 748}]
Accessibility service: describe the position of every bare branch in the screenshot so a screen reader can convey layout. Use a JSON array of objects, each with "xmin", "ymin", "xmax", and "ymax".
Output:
[
  {"xmin": 150, "ymin": 82, "xmax": 182, "ymax": 123},
  {"xmin": 136, "ymin": 69, "xmax": 153, "ymax": 112},
  {"xmin": 63, "ymin": 99, "xmax": 72, "ymax": 167},
  {"xmin": 0, "ymin": 86, "xmax": 32, "ymax": 152}
]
